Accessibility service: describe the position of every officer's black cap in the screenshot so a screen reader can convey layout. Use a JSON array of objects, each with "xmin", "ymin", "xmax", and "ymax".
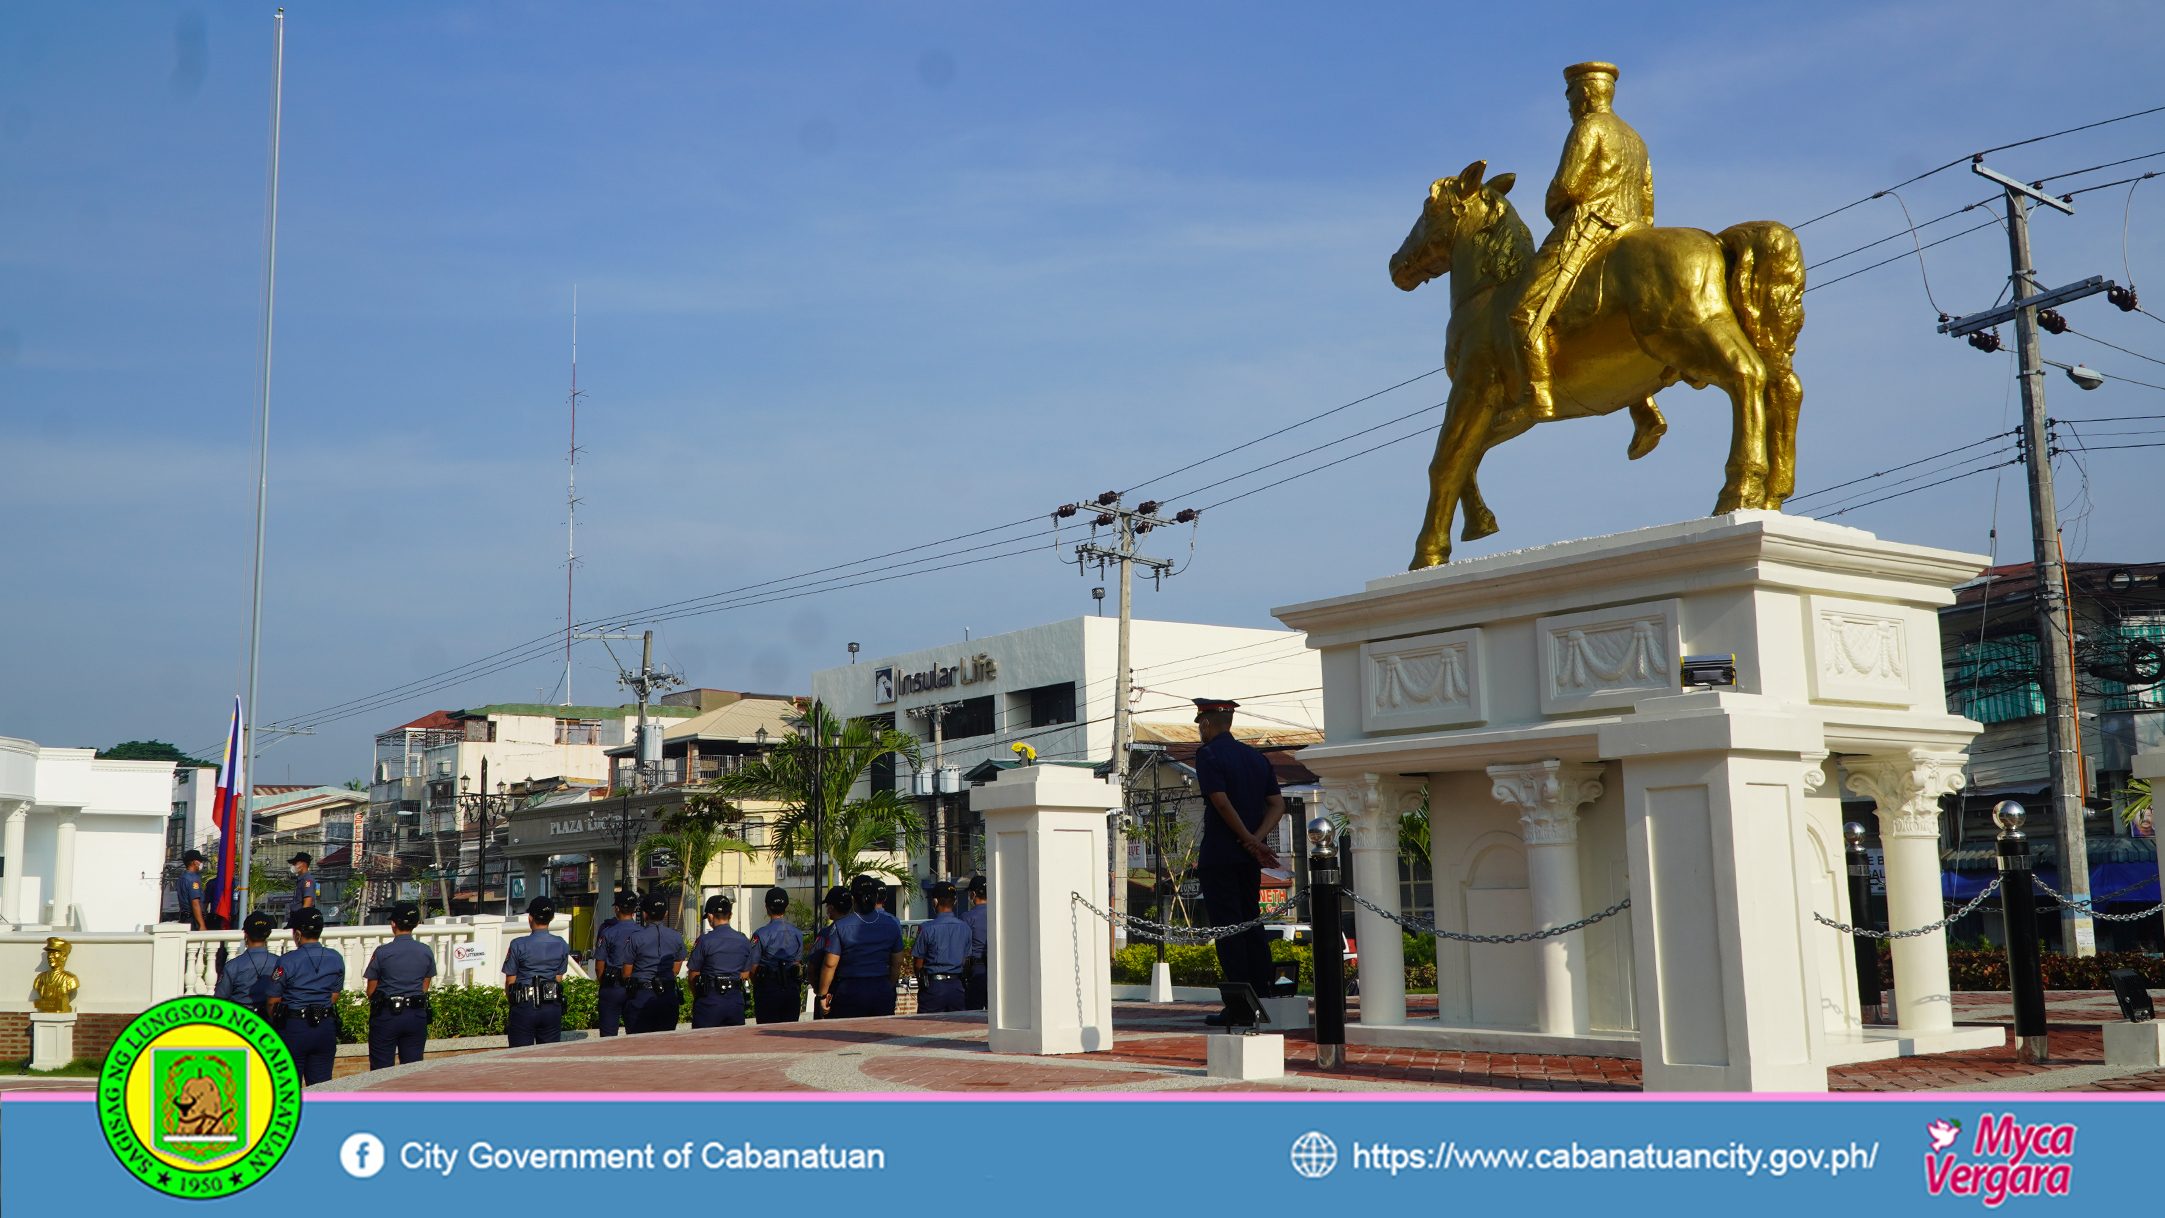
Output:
[
  {"xmin": 642, "ymin": 895, "xmax": 669, "ymax": 920},
  {"xmin": 613, "ymin": 891, "xmax": 637, "ymax": 911},
  {"xmin": 849, "ymin": 874, "xmax": 883, "ymax": 897},
  {"xmin": 822, "ymin": 886, "xmax": 851, "ymax": 911},
  {"xmin": 1192, "ymin": 698, "xmax": 1238, "ymax": 713},
  {"xmin": 929, "ymin": 881, "xmax": 958, "ymax": 905},
  {"xmin": 526, "ymin": 896, "xmax": 556, "ymax": 922},
  {"xmin": 289, "ymin": 906, "xmax": 324, "ymax": 936},
  {"xmin": 241, "ymin": 911, "xmax": 275, "ymax": 939},
  {"xmin": 967, "ymin": 874, "xmax": 987, "ymax": 896},
  {"xmin": 390, "ymin": 901, "xmax": 422, "ymax": 929},
  {"xmin": 704, "ymin": 894, "xmax": 732, "ymax": 918},
  {"xmin": 764, "ymin": 886, "xmax": 790, "ymax": 914},
  {"xmin": 288, "ymin": 851, "xmax": 312, "ymax": 865},
  {"xmin": 181, "ymin": 849, "xmax": 206, "ymax": 864}
]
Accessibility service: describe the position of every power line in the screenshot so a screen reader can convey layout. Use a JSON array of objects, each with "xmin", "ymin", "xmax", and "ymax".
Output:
[
  {"xmin": 1821, "ymin": 458, "xmax": 2025, "ymax": 517},
  {"xmin": 1803, "ymin": 218, "xmax": 1999, "ymax": 294},
  {"xmin": 1791, "ymin": 103, "xmax": 2165, "ymax": 230},
  {"xmin": 1788, "ymin": 428, "xmax": 2018, "ymax": 504},
  {"xmin": 2065, "ymin": 327, "xmax": 2165, "ymax": 367}
]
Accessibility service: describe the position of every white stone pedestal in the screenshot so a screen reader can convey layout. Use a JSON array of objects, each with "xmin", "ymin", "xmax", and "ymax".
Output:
[
  {"xmin": 1274, "ymin": 511, "xmax": 1991, "ymax": 1093},
  {"xmin": 977, "ymin": 764, "xmax": 1120, "ymax": 1055},
  {"xmin": 29, "ymin": 1012, "xmax": 76, "ymax": 1070},
  {"xmin": 1207, "ymin": 1033, "xmax": 1284, "ymax": 1080},
  {"xmin": 1148, "ymin": 961, "xmax": 1174, "ymax": 1003},
  {"xmin": 1258, "ymin": 995, "xmax": 1312, "ymax": 1030},
  {"xmin": 2104, "ymin": 1020, "xmax": 2165, "ymax": 1067}
]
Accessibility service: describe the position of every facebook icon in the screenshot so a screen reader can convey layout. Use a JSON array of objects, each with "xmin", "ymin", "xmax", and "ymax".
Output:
[{"xmin": 340, "ymin": 1132, "xmax": 386, "ymax": 1179}]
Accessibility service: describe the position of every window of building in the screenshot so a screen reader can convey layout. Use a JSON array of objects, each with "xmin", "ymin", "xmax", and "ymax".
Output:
[
  {"xmin": 1025, "ymin": 682, "xmax": 1077, "ymax": 727},
  {"xmin": 555, "ymin": 718, "xmax": 602, "ymax": 745},
  {"xmin": 945, "ymin": 695, "xmax": 996, "ymax": 740},
  {"xmin": 464, "ymin": 719, "xmax": 497, "ymax": 743},
  {"xmin": 866, "ymin": 713, "xmax": 898, "ymax": 791}
]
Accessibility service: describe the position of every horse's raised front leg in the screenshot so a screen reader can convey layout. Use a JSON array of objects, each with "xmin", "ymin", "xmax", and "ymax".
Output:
[
  {"xmin": 1626, "ymin": 397, "xmax": 1667, "ymax": 460},
  {"xmin": 1411, "ymin": 391, "xmax": 1493, "ymax": 569},
  {"xmin": 1639, "ymin": 325, "xmax": 1768, "ymax": 512}
]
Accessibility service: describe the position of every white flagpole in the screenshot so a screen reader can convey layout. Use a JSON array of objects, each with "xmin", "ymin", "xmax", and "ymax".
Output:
[{"xmin": 237, "ymin": 8, "xmax": 285, "ymax": 919}]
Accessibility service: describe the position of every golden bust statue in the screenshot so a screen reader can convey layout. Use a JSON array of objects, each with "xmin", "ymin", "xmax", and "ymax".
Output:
[{"xmin": 31, "ymin": 937, "xmax": 79, "ymax": 1013}]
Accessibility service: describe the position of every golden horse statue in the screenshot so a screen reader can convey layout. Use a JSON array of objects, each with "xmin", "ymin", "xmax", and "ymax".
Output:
[{"xmin": 1388, "ymin": 159, "xmax": 1805, "ymax": 568}]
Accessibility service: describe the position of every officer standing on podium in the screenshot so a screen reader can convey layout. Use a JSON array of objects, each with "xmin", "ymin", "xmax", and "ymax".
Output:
[
  {"xmin": 750, "ymin": 887, "xmax": 804, "ymax": 1024},
  {"xmin": 911, "ymin": 881, "xmax": 972, "ymax": 1014},
  {"xmin": 624, "ymin": 894, "xmax": 686, "ymax": 1033},
  {"xmin": 268, "ymin": 907, "xmax": 345, "ymax": 1085},
  {"xmin": 593, "ymin": 891, "xmax": 639, "ymax": 1036},
  {"xmin": 362, "ymin": 901, "xmax": 435, "ymax": 1069},
  {"xmin": 688, "ymin": 895, "xmax": 755, "ymax": 1028},
  {"xmin": 961, "ymin": 874, "xmax": 990, "ymax": 1011},
  {"xmin": 504, "ymin": 896, "xmax": 571, "ymax": 1046}
]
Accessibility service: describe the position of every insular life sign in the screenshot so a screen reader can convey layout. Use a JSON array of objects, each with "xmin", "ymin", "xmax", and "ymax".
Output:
[{"xmin": 874, "ymin": 654, "xmax": 997, "ymax": 704}]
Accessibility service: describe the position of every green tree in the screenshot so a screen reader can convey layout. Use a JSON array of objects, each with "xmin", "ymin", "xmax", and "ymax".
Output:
[
  {"xmin": 638, "ymin": 801, "xmax": 760, "ymax": 935},
  {"xmin": 712, "ymin": 704, "xmax": 924, "ymax": 892},
  {"xmin": 97, "ymin": 740, "xmax": 208, "ymax": 765}
]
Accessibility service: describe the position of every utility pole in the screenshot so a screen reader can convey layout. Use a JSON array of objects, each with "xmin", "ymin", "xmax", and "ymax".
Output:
[
  {"xmin": 1937, "ymin": 159, "xmax": 2135, "ymax": 956},
  {"xmin": 1052, "ymin": 492, "xmax": 1195, "ymax": 940},
  {"xmin": 907, "ymin": 701, "xmax": 961, "ymax": 887}
]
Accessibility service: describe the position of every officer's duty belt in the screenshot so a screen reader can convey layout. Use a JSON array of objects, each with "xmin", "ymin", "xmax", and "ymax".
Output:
[
  {"xmin": 285, "ymin": 1005, "xmax": 334, "ymax": 1027},
  {"xmin": 373, "ymin": 993, "xmax": 428, "ymax": 1013},
  {"xmin": 694, "ymin": 974, "xmax": 743, "ymax": 997}
]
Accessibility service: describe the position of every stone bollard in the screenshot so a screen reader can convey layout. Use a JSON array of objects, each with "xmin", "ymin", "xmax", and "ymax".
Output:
[{"xmin": 975, "ymin": 764, "xmax": 1120, "ymax": 1055}]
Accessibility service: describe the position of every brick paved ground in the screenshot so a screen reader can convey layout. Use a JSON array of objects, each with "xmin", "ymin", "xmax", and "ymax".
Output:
[{"xmin": 13, "ymin": 992, "xmax": 2161, "ymax": 1095}]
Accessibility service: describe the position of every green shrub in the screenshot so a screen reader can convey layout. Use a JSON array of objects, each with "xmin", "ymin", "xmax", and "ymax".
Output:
[{"xmin": 336, "ymin": 979, "xmax": 610, "ymax": 1043}]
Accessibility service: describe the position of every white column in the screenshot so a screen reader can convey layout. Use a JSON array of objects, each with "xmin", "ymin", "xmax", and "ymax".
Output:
[
  {"xmin": 1488, "ymin": 760, "xmax": 1604, "ymax": 1036},
  {"xmin": 1327, "ymin": 773, "xmax": 1413, "ymax": 1027},
  {"xmin": 50, "ymin": 809, "xmax": 79, "ymax": 927},
  {"xmin": 1845, "ymin": 750, "xmax": 1966, "ymax": 1036},
  {"xmin": 0, "ymin": 801, "xmax": 28, "ymax": 924},
  {"xmin": 976, "ymin": 764, "xmax": 1119, "ymax": 1055}
]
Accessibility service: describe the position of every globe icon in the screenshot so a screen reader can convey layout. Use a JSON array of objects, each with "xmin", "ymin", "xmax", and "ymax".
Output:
[{"xmin": 1289, "ymin": 1131, "xmax": 1337, "ymax": 1178}]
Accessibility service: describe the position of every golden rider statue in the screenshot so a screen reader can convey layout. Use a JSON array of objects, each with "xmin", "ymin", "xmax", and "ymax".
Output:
[{"xmin": 1509, "ymin": 61, "xmax": 1655, "ymax": 421}]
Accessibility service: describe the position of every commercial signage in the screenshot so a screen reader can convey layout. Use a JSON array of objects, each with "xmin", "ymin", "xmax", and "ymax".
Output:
[{"xmin": 877, "ymin": 654, "xmax": 998, "ymax": 705}]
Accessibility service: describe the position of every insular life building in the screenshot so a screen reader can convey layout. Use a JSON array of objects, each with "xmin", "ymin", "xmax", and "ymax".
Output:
[{"xmin": 812, "ymin": 616, "xmax": 1323, "ymax": 914}]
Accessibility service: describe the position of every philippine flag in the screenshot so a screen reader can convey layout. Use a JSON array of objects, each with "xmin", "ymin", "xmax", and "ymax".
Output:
[{"xmin": 209, "ymin": 697, "xmax": 246, "ymax": 927}]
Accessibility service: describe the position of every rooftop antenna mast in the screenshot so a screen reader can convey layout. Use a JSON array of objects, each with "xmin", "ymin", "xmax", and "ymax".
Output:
[{"xmin": 562, "ymin": 288, "xmax": 585, "ymax": 706}]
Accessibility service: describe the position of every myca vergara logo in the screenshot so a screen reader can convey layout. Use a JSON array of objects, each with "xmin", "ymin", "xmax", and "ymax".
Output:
[
  {"xmin": 99, "ymin": 996, "xmax": 302, "ymax": 1199},
  {"xmin": 1924, "ymin": 1112, "xmax": 2075, "ymax": 1207}
]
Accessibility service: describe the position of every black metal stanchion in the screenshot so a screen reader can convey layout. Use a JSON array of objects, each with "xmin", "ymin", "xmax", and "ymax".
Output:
[
  {"xmin": 1306, "ymin": 817, "xmax": 1345, "ymax": 1070},
  {"xmin": 1843, "ymin": 823, "xmax": 1882, "ymax": 1024},
  {"xmin": 1994, "ymin": 801, "xmax": 2050, "ymax": 1064}
]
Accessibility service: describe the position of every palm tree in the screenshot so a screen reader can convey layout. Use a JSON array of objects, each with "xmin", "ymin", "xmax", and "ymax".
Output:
[
  {"xmin": 637, "ymin": 801, "xmax": 761, "ymax": 936},
  {"xmin": 712, "ymin": 703, "xmax": 924, "ymax": 894}
]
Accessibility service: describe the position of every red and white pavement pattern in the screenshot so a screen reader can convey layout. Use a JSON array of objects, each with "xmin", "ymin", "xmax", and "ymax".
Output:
[{"xmin": 9, "ymin": 993, "xmax": 2159, "ymax": 1094}]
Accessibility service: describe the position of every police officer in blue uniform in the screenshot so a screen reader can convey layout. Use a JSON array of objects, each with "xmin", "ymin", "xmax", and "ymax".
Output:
[
  {"xmin": 178, "ymin": 849, "xmax": 210, "ymax": 930},
  {"xmin": 962, "ymin": 874, "xmax": 990, "ymax": 1011},
  {"xmin": 750, "ymin": 887, "xmax": 804, "ymax": 1024},
  {"xmin": 804, "ymin": 886, "xmax": 850, "ymax": 1020},
  {"xmin": 911, "ymin": 882, "xmax": 972, "ymax": 1014},
  {"xmin": 1191, "ymin": 697, "xmax": 1285, "ymax": 1027},
  {"xmin": 289, "ymin": 852, "xmax": 318, "ymax": 911},
  {"xmin": 593, "ymin": 891, "xmax": 640, "ymax": 1037},
  {"xmin": 269, "ymin": 907, "xmax": 346, "ymax": 1085},
  {"xmin": 816, "ymin": 876, "xmax": 906, "ymax": 1019},
  {"xmin": 623, "ymin": 895, "xmax": 686, "ymax": 1034},
  {"xmin": 504, "ymin": 896, "xmax": 572, "ymax": 1046},
  {"xmin": 214, "ymin": 912, "xmax": 279, "ymax": 1014},
  {"xmin": 687, "ymin": 896, "xmax": 755, "ymax": 1028},
  {"xmin": 362, "ymin": 901, "xmax": 436, "ymax": 1069}
]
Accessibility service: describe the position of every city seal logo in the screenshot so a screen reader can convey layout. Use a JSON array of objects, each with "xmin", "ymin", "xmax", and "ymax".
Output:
[
  {"xmin": 1290, "ymin": 1130, "xmax": 1338, "ymax": 1179},
  {"xmin": 98, "ymin": 997, "xmax": 302, "ymax": 1199}
]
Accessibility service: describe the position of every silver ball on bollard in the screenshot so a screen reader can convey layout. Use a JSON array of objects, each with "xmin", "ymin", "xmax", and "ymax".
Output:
[{"xmin": 1992, "ymin": 800, "xmax": 2027, "ymax": 834}]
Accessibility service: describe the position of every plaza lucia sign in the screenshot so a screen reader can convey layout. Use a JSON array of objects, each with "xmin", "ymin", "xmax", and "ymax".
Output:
[{"xmin": 874, "ymin": 654, "xmax": 997, "ymax": 704}]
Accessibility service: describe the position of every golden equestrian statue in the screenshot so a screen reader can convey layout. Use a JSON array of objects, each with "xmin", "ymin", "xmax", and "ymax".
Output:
[
  {"xmin": 1388, "ymin": 61, "xmax": 1804, "ymax": 569},
  {"xmin": 31, "ymin": 936, "xmax": 79, "ymax": 1013}
]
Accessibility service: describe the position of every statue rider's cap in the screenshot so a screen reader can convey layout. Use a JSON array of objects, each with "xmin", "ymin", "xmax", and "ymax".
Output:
[{"xmin": 1563, "ymin": 61, "xmax": 1620, "ymax": 84}]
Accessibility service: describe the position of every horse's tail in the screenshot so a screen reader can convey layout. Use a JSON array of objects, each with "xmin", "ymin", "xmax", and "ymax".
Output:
[{"xmin": 1717, "ymin": 221, "xmax": 1806, "ymax": 504}]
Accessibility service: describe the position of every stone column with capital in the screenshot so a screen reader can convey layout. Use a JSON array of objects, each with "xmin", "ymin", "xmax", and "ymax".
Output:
[
  {"xmin": 1325, "ymin": 773, "xmax": 1420, "ymax": 1026},
  {"xmin": 1488, "ymin": 760, "xmax": 1605, "ymax": 1036},
  {"xmin": 0, "ymin": 801, "xmax": 28, "ymax": 925},
  {"xmin": 1845, "ymin": 750, "xmax": 1966, "ymax": 1036},
  {"xmin": 51, "ymin": 809, "xmax": 79, "ymax": 927}
]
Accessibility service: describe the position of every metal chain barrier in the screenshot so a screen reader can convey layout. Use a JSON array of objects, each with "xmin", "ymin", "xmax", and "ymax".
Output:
[
  {"xmin": 1813, "ymin": 877, "xmax": 2002, "ymax": 939},
  {"xmin": 2034, "ymin": 876, "xmax": 2165, "ymax": 922},
  {"xmin": 1070, "ymin": 889, "xmax": 1312, "ymax": 944},
  {"xmin": 1341, "ymin": 887, "xmax": 1630, "ymax": 943}
]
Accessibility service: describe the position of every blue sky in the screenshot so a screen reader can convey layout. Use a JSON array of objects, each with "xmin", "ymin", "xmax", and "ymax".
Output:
[{"xmin": 4, "ymin": 1, "xmax": 2162, "ymax": 781}]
